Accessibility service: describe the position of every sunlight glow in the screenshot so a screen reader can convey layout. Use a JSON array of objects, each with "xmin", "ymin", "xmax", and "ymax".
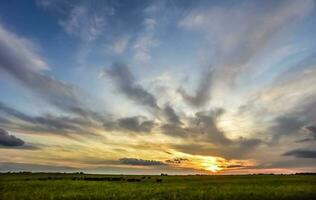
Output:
[
  {"xmin": 206, "ymin": 165, "xmax": 221, "ymax": 172},
  {"xmin": 201, "ymin": 157, "xmax": 222, "ymax": 173}
]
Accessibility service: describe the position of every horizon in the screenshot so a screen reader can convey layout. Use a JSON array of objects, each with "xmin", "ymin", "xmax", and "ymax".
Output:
[
  {"xmin": 0, "ymin": 171, "xmax": 316, "ymax": 176},
  {"xmin": 1, "ymin": 0, "xmax": 316, "ymax": 175}
]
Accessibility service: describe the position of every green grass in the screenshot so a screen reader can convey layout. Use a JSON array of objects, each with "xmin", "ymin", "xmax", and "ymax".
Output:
[{"xmin": 0, "ymin": 173, "xmax": 315, "ymax": 200}]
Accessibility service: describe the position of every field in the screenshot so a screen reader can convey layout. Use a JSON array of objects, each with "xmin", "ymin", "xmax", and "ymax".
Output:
[{"xmin": 0, "ymin": 173, "xmax": 315, "ymax": 200}]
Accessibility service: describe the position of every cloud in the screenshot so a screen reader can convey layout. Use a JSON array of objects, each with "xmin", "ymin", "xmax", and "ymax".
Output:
[
  {"xmin": 39, "ymin": 1, "xmax": 115, "ymax": 66},
  {"xmin": 2, "ymin": 1, "xmax": 316, "ymax": 174},
  {"xmin": 102, "ymin": 62, "xmax": 160, "ymax": 110},
  {"xmin": 163, "ymin": 104, "xmax": 182, "ymax": 125},
  {"xmin": 0, "ymin": 101, "xmax": 37, "ymax": 123},
  {"xmin": 102, "ymin": 63, "xmax": 183, "ymax": 124},
  {"xmin": 178, "ymin": 69, "xmax": 213, "ymax": 107},
  {"xmin": 178, "ymin": 0, "xmax": 314, "ymax": 107},
  {"xmin": 165, "ymin": 158, "xmax": 189, "ymax": 164},
  {"xmin": 170, "ymin": 139, "xmax": 262, "ymax": 160},
  {"xmin": 160, "ymin": 124, "xmax": 195, "ymax": 138},
  {"xmin": 195, "ymin": 109, "xmax": 231, "ymax": 144},
  {"xmin": 298, "ymin": 126, "xmax": 316, "ymax": 142},
  {"xmin": 58, "ymin": 4, "xmax": 108, "ymax": 42},
  {"xmin": 223, "ymin": 164, "xmax": 246, "ymax": 169},
  {"xmin": 119, "ymin": 158, "xmax": 166, "ymax": 166},
  {"xmin": 180, "ymin": 0, "xmax": 313, "ymax": 68},
  {"xmin": 132, "ymin": 2, "xmax": 163, "ymax": 64},
  {"xmin": 306, "ymin": 126, "xmax": 316, "ymax": 134},
  {"xmin": 113, "ymin": 36, "xmax": 129, "ymax": 54},
  {"xmin": 283, "ymin": 149, "xmax": 316, "ymax": 159},
  {"xmin": 0, "ymin": 128, "xmax": 24, "ymax": 147},
  {"xmin": 269, "ymin": 116, "xmax": 306, "ymax": 142},
  {"xmin": 0, "ymin": 24, "xmax": 103, "ymax": 121},
  {"xmin": 104, "ymin": 116, "xmax": 155, "ymax": 133},
  {"xmin": 133, "ymin": 34, "xmax": 157, "ymax": 63},
  {"xmin": 160, "ymin": 108, "xmax": 231, "ymax": 144},
  {"xmin": 0, "ymin": 24, "xmax": 48, "ymax": 72},
  {"xmin": 117, "ymin": 117, "xmax": 154, "ymax": 133},
  {"xmin": 0, "ymin": 101, "xmax": 96, "ymax": 137}
]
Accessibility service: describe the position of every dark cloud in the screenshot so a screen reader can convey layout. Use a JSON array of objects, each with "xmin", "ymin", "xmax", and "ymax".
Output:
[
  {"xmin": 103, "ymin": 62, "xmax": 184, "ymax": 127},
  {"xmin": 103, "ymin": 62, "xmax": 159, "ymax": 110},
  {"xmin": 119, "ymin": 117, "xmax": 155, "ymax": 133},
  {"xmin": 258, "ymin": 158, "xmax": 316, "ymax": 169},
  {"xmin": 269, "ymin": 116, "xmax": 306, "ymax": 143},
  {"xmin": 0, "ymin": 128, "xmax": 24, "ymax": 147},
  {"xmin": 0, "ymin": 143, "xmax": 40, "ymax": 150},
  {"xmin": 168, "ymin": 128, "xmax": 263, "ymax": 159},
  {"xmin": 0, "ymin": 57, "xmax": 86, "ymax": 117},
  {"xmin": 298, "ymin": 126, "xmax": 316, "ymax": 142},
  {"xmin": 161, "ymin": 124, "xmax": 196, "ymax": 138},
  {"xmin": 195, "ymin": 109, "xmax": 231, "ymax": 144},
  {"xmin": 0, "ymin": 102, "xmax": 35, "ymax": 123},
  {"xmin": 163, "ymin": 104, "xmax": 182, "ymax": 125},
  {"xmin": 160, "ymin": 108, "xmax": 264, "ymax": 159},
  {"xmin": 223, "ymin": 164, "xmax": 246, "ymax": 169},
  {"xmin": 178, "ymin": 69, "xmax": 213, "ymax": 108},
  {"xmin": 306, "ymin": 126, "xmax": 316, "ymax": 134},
  {"xmin": 165, "ymin": 158, "xmax": 189, "ymax": 164},
  {"xmin": 119, "ymin": 158, "xmax": 166, "ymax": 166},
  {"xmin": 161, "ymin": 108, "xmax": 231, "ymax": 145},
  {"xmin": 104, "ymin": 116, "xmax": 155, "ymax": 133},
  {"xmin": 283, "ymin": 149, "xmax": 316, "ymax": 159},
  {"xmin": 241, "ymin": 94, "xmax": 316, "ymax": 145},
  {"xmin": 171, "ymin": 138, "xmax": 262, "ymax": 160},
  {"xmin": 0, "ymin": 101, "xmax": 96, "ymax": 137},
  {"xmin": 238, "ymin": 138, "xmax": 262, "ymax": 149}
]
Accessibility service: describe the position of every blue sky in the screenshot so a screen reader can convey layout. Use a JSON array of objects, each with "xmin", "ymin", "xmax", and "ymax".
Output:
[{"xmin": 0, "ymin": 0, "xmax": 316, "ymax": 174}]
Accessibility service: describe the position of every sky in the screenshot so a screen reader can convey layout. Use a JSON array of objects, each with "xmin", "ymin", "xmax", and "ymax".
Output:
[{"xmin": 0, "ymin": 0, "xmax": 316, "ymax": 175}]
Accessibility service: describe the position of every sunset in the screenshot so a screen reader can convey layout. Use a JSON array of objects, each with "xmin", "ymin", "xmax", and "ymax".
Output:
[{"xmin": 0, "ymin": 0, "xmax": 315, "ymax": 199}]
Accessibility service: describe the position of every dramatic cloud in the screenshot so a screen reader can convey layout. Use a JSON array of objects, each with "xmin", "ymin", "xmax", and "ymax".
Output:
[
  {"xmin": 1, "ymin": 0, "xmax": 316, "ymax": 174},
  {"xmin": 102, "ymin": 62, "xmax": 159, "ymax": 110},
  {"xmin": 119, "ymin": 158, "xmax": 166, "ymax": 166},
  {"xmin": 0, "ymin": 128, "xmax": 24, "ymax": 147},
  {"xmin": 283, "ymin": 149, "xmax": 316, "ymax": 159}
]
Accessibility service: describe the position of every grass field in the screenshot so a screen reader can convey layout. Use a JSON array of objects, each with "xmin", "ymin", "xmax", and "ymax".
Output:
[{"xmin": 0, "ymin": 173, "xmax": 315, "ymax": 200}]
